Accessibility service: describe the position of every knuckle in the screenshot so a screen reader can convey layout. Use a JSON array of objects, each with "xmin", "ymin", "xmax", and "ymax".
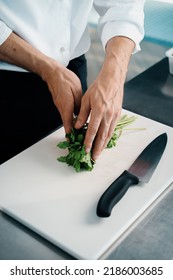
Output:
[
  {"xmin": 100, "ymin": 132, "xmax": 107, "ymax": 142},
  {"xmin": 87, "ymin": 122, "xmax": 98, "ymax": 137},
  {"xmin": 97, "ymin": 105, "xmax": 105, "ymax": 115},
  {"xmin": 107, "ymin": 131, "xmax": 113, "ymax": 140}
]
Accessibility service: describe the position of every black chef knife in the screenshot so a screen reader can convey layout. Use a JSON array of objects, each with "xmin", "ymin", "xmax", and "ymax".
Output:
[{"xmin": 96, "ymin": 133, "xmax": 168, "ymax": 218}]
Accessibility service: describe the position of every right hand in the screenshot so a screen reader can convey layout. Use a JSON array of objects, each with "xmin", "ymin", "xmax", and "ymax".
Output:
[
  {"xmin": 42, "ymin": 61, "xmax": 83, "ymax": 134},
  {"xmin": 0, "ymin": 32, "xmax": 83, "ymax": 135}
]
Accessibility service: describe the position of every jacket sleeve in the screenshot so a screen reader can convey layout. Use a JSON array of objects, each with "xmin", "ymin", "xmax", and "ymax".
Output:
[
  {"xmin": 93, "ymin": 0, "xmax": 145, "ymax": 53},
  {"xmin": 0, "ymin": 20, "xmax": 12, "ymax": 45}
]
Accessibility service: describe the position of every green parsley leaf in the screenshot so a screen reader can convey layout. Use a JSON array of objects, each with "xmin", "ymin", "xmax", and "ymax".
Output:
[{"xmin": 57, "ymin": 114, "xmax": 143, "ymax": 172}]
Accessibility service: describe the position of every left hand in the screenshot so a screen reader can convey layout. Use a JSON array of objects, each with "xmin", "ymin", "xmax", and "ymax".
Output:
[
  {"xmin": 74, "ymin": 66, "xmax": 123, "ymax": 161},
  {"xmin": 74, "ymin": 36, "xmax": 135, "ymax": 161}
]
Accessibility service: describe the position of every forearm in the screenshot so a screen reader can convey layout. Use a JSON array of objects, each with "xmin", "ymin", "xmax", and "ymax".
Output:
[
  {"xmin": 103, "ymin": 36, "xmax": 135, "ymax": 83},
  {"xmin": 0, "ymin": 32, "xmax": 59, "ymax": 79}
]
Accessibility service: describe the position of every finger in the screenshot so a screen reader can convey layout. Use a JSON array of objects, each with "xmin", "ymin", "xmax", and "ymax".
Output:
[
  {"xmin": 103, "ymin": 106, "xmax": 122, "ymax": 147},
  {"xmin": 73, "ymin": 84, "xmax": 83, "ymax": 116},
  {"xmin": 84, "ymin": 110, "xmax": 103, "ymax": 155},
  {"xmin": 61, "ymin": 100, "xmax": 74, "ymax": 135},
  {"xmin": 74, "ymin": 95, "xmax": 90, "ymax": 129},
  {"xmin": 91, "ymin": 116, "xmax": 111, "ymax": 161},
  {"xmin": 91, "ymin": 106, "xmax": 122, "ymax": 160},
  {"xmin": 103, "ymin": 116, "xmax": 119, "ymax": 149}
]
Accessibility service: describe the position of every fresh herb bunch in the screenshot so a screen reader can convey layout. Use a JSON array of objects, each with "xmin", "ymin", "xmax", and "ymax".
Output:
[
  {"xmin": 57, "ymin": 124, "xmax": 94, "ymax": 172},
  {"xmin": 57, "ymin": 114, "xmax": 137, "ymax": 172},
  {"xmin": 107, "ymin": 114, "xmax": 137, "ymax": 148}
]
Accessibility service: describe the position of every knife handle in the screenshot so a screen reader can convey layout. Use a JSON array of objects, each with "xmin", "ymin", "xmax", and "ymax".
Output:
[{"xmin": 96, "ymin": 170, "xmax": 139, "ymax": 218}]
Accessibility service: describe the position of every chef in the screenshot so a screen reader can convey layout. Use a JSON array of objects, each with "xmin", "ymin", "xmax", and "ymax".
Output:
[{"xmin": 0, "ymin": 0, "xmax": 145, "ymax": 164}]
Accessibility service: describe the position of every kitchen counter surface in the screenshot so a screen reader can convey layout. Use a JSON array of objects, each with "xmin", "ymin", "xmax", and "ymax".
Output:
[{"xmin": 1, "ymin": 58, "xmax": 173, "ymax": 260}]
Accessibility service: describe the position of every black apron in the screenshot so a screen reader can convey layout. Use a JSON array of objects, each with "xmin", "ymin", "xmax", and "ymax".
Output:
[{"xmin": 0, "ymin": 55, "xmax": 87, "ymax": 164}]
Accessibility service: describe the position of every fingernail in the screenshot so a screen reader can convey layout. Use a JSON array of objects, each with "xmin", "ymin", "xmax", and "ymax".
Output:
[
  {"xmin": 92, "ymin": 153, "xmax": 99, "ymax": 161},
  {"xmin": 75, "ymin": 120, "xmax": 82, "ymax": 128},
  {"xmin": 85, "ymin": 147, "xmax": 90, "ymax": 154},
  {"xmin": 94, "ymin": 156, "xmax": 98, "ymax": 161}
]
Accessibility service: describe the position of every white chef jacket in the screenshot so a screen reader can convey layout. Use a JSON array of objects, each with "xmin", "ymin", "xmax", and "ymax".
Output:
[{"xmin": 0, "ymin": 0, "xmax": 145, "ymax": 72}]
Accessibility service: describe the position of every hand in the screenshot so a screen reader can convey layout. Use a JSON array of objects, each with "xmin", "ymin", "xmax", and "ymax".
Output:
[
  {"xmin": 75, "ymin": 68, "xmax": 123, "ymax": 161},
  {"xmin": 0, "ymin": 32, "xmax": 83, "ymax": 135},
  {"xmin": 74, "ymin": 36, "xmax": 134, "ymax": 161},
  {"xmin": 44, "ymin": 61, "xmax": 83, "ymax": 134}
]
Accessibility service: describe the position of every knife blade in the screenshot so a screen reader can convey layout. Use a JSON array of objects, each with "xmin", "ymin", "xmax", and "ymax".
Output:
[{"xmin": 96, "ymin": 132, "xmax": 168, "ymax": 218}]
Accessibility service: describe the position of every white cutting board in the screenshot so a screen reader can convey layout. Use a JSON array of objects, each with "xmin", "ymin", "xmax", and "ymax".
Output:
[{"xmin": 1, "ymin": 109, "xmax": 173, "ymax": 260}]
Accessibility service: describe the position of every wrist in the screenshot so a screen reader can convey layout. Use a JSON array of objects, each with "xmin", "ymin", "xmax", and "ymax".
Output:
[
  {"xmin": 37, "ymin": 56, "xmax": 62, "ymax": 82},
  {"xmin": 104, "ymin": 36, "xmax": 135, "ymax": 79},
  {"xmin": 106, "ymin": 36, "xmax": 135, "ymax": 59}
]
